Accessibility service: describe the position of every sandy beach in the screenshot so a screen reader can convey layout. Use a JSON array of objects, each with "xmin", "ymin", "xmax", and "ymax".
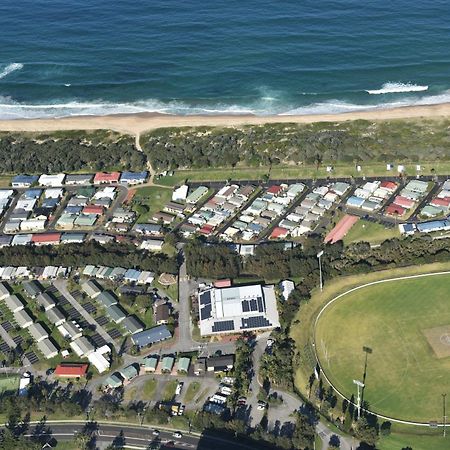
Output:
[{"xmin": 1, "ymin": 102, "xmax": 450, "ymax": 135}]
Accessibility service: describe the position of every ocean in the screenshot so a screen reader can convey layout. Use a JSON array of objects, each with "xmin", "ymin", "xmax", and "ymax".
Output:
[{"xmin": 1, "ymin": 0, "xmax": 450, "ymax": 119}]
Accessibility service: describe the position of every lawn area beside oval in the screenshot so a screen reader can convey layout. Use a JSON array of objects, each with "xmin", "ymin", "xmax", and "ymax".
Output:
[
  {"xmin": 343, "ymin": 219, "xmax": 400, "ymax": 245},
  {"xmin": 315, "ymin": 272, "xmax": 450, "ymax": 422}
]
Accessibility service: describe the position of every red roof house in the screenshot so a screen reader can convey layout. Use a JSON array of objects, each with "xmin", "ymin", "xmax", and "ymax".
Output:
[
  {"xmin": 82, "ymin": 205, "xmax": 104, "ymax": 215},
  {"xmin": 267, "ymin": 185, "xmax": 283, "ymax": 196},
  {"xmin": 31, "ymin": 233, "xmax": 61, "ymax": 245},
  {"xmin": 199, "ymin": 224, "xmax": 214, "ymax": 235},
  {"xmin": 386, "ymin": 204, "xmax": 406, "ymax": 217},
  {"xmin": 270, "ymin": 226, "xmax": 289, "ymax": 239},
  {"xmin": 55, "ymin": 363, "xmax": 89, "ymax": 378},
  {"xmin": 93, "ymin": 172, "xmax": 121, "ymax": 185},
  {"xmin": 431, "ymin": 197, "xmax": 450, "ymax": 208},
  {"xmin": 214, "ymin": 279, "xmax": 232, "ymax": 288},
  {"xmin": 393, "ymin": 195, "xmax": 415, "ymax": 209},
  {"xmin": 380, "ymin": 181, "xmax": 398, "ymax": 192}
]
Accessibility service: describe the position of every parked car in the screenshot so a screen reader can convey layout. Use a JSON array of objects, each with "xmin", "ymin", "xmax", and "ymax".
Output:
[
  {"xmin": 173, "ymin": 431, "xmax": 183, "ymax": 439},
  {"xmin": 152, "ymin": 429, "xmax": 160, "ymax": 436},
  {"xmin": 175, "ymin": 382, "xmax": 184, "ymax": 395}
]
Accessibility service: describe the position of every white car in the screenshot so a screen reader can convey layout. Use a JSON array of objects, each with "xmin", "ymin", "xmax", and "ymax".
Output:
[
  {"xmin": 152, "ymin": 430, "xmax": 160, "ymax": 436},
  {"xmin": 173, "ymin": 431, "xmax": 183, "ymax": 439},
  {"xmin": 257, "ymin": 401, "xmax": 267, "ymax": 410},
  {"xmin": 175, "ymin": 382, "xmax": 184, "ymax": 395}
]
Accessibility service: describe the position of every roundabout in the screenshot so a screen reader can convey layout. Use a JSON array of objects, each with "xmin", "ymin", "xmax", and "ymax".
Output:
[{"xmin": 314, "ymin": 271, "xmax": 450, "ymax": 425}]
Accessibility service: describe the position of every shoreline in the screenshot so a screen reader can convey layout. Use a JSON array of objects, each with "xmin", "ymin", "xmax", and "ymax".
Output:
[{"xmin": 1, "ymin": 102, "xmax": 450, "ymax": 135}]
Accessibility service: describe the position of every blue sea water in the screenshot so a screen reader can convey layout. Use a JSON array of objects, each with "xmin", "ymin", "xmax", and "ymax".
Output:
[{"xmin": 1, "ymin": 0, "xmax": 450, "ymax": 118}]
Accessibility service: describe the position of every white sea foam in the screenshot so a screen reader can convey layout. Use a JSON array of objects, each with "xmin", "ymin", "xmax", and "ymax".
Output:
[
  {"xmin": 0, "ymin": 63, "xmax": 23, "ymax": 80},
  {"xmin": 2, "ymin": 88, "xmax": 450, "ymax": 119},
  {"xmin": 366, "ymin": 82, "xmax": 428, "ymax": 95}
]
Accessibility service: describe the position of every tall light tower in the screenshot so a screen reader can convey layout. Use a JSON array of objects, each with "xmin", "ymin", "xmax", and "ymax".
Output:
[
  {"xmin": 443, "ymin": 393, "xmax": 447, "ymax": 437},
  {"xmin": 317, "ymin": 250, "xmax": 324, "ymax": 292},
  {"xmin": 353, "ymin": 379, "xmax": 365, "ymax": 419}
]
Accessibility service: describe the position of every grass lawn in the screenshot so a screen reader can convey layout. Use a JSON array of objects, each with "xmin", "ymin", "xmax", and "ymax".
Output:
[
  {"xmin": 343, "ymin": 219, "xmax": 400, "ymax": 245},
  {"xmin": 379, "ymin": 432, "xmax": 449, "ymax": 450},
  {"xmin": 153, "ymin": 279, "xmax": 179, "ymax": 302},
  {"xmin": 132, "ymin": 186, "xmax": 173, "ymax": 223},
  {"xmin": 162, "ymin": 379, "xmax": 179, "ymax": 401},
  {"xmin": 315, "ymin": 272, "xmax": 450, "ymax": 422},
  {"xmin": 183, "ymin": 381, "xmax": 200, "ymax": 403},
  {"xmin": 154, "ymin": 161, "xmax": 450, "ymax": 188},
  {"xmin": 0, "ymin": 375, "xmax": 19, "ymax": 393},
  {"xmin": 142, "ymin": 378, "xmax": 158, "ymax": 399}
]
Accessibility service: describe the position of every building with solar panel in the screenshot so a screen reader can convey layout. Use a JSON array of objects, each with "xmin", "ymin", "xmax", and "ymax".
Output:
[{"xmin": 198, "ymin": 284, "xmax": 280, "ymax": 336}]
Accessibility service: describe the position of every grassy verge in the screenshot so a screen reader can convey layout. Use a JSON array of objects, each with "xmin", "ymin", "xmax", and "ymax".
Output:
[
  {"xmin": 153, "ymin": 279, "xmax": 179, "ymax": 302},
  {"xmin": 142, "ymin": 378, "xmax": 158, "ymax": 399},
  {"xmin": 343, "ymin": 219, "xmax": 400, "ymax": 245},
  {"xmin": 184, "ymin": 381, "xmax": 201, "ymax": 403},
  {"xmin": 163, "ymin": 379, "xmax": 179, "ymax": 401}
]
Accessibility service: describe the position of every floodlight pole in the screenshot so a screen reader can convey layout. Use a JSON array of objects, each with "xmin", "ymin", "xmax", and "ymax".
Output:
[
  {"xmin": 317, "ymin": 251, "xmax": 324, "ymax": 292},
  {"xmin": 353, "ymin": 379, "xmax": 364, "ymax": 419},
  {"xmin": 443, "ymin": 393, "xmax": 447, "ymax": 437}
]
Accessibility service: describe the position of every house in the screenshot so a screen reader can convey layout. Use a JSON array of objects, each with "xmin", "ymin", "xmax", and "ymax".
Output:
[
  {"xmin": 206, "ymin": 355, "xmax": 234, "ymax": 373},
  {"xmin": 38, "ymin": 174, "xmax": 66, "ymax": 187},
  {"xmin": 194, "ymin": 358, "xmax": 206, "ymax": 376},
  {"xmin": 81, "ymin": 280, "xmax": 103, "ymax": 298},
  {"xmin": 0, "ymin": 282, "xmax": 10, "ymax": 300},
  {"xmin": 87, "ymin": 345, "xmax": 111, "ymax": 374},
  {"xmin": 36, "ymin": 292, "xmax": 56, "ymax": 311},
  {"xmin": 386, "ymin": 204, "xmax": 406, "ymax": 217},
  {"xmin": 65, "ymin": 174, "xmax": 93, "ymax": 185},
  {"xmin": 55, "ymin": 363, "xmax": 89, "ymax": 378},
  {"xmin": 93, "ymin": 172, "xmax": 120, "ymax": 185},
  {"xmin": 120, "ymin": 171, "xmax": 148, "ymax": 185},
  {"xmin": 61, "ymin": 233, "xmax": 86, "ymax": 244},
  {"xmin": 186, "ymin": 186, "xmax": 209, "ymax": 205},
  {"xmin": 280, "ymin": 280, "xmax": 295, "ymax": 301},
  {"xmin": 142, "ymin": 355, "xmax": 159, "ymax": 372},
  {"xmin": 177, "ymin": 357, "xmax": 191, "ymax": 374},
  {"xmin": 164, "ymin": 202, "xmax": 185, "ymax": 216},
  {"xmin": 70, "ymin": 336, "xmax": 95, "ymax": 357},
  {"xmin": 37, "ymin": 338, "xmax": 59, "ymax": 359},
  {"xmin": 82, "ymin": 205, "xmax": 104, "ymax": 215},
  {"xmin": 97, "ymin": 291, "xmax": 118, "ymax": 308},
  {"xmin": 57, "ymin": 321, "xmax": 83, "ymax": 340},
  {"xmin": 161, "ymin": 355, "xmax": 175, "ymax": 373},
  {"xmin": 105, "ymin": 372, "xmax": 123, "ymax": 388},
  {"xmin": 31, "ymin": 233, "xmax": 61, "ymax": 246},
  {"xmin": 14, "ymin": 309, "xmax": 34, "ymax": 329},
  {"xmin": 28, "ymin": 323, "xmax": 49, "ymax": 342},
  {"xmin": 46, "ymin": 307, "xmax": 66, "ymax": 326},
  {"xmin": 152, "ymin": 212, "xmax": 175, "ymax": 224},
  {"xmin": 134, "ymin": 223, "xmax": 162, "ymax": 236},
  {"xmin": 140, "ymin": 239, "xmax": 164, "ymax": 252},
  {"xmin": 120, "ymin": 364, "xmax": 139, "ymax": 381},
  {"xmin": 154, "ymin": 303, "xmax": 170, "ymax": 325},
  {"xmin": 20, "ymin": 219, "xmax": 47, "ymax": 232},
  {"xmin": 4, "ymin": 295, "xmax": 24, "ymax": 313},
  {"xmin": 106, "ymin": 304, "xmax": 127, "ymax": 323},
  {"xmin": 12, "ymin": 175, "xmax": 38, "ymax": 188},
  {"xmin": 172, "ymin": 185, "xmax": 189, "ymax": 202},
  {"xmin": 131, "ymin": 325, "xmax": 172, "ymax": 349},
  {"xmin": 122, "ymin": 315, "xmax": 145, "ymax": 334},
  {"xmin": 23, "ymin": 280, "xmax": 43, "ymax": 298},
  {"xmin": 270, "ymin": 227, "xmax": 289, "ymax": 239}
]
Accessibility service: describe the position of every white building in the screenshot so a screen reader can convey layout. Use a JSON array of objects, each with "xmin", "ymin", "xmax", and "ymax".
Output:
[
  {"xmin": 172, "ymin": 185, "xmax": 189, "ymax": 202},
  {"xmin": 38, "ymin": 174, "xmax": 66, "ymax": 187},
  {"xmin": 280, "ymin": 280, "xmax": 295, "ymax": 301},
  {"xmin": 198, "ymin": 284, "xmax": 280, "ymax": 336}
]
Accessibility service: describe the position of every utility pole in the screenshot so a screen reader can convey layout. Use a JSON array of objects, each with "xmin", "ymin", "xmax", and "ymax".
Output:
[
  {"xmin": 317, "ymin": 250, "xmax": 324, "ymax": 292},
  {"xmin": 443, "ymin": 393, "xmax": 447, "ymax": 437},
  {"xmin": 353, "ymin": 379, "xmax": 365, "ymax": 419}
]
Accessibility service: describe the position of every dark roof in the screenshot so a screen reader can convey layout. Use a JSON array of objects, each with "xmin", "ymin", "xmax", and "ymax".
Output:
[
  {"xmin": 23, "ymin": 280, "xmax": 44, "ymax": 297},
  {"xmin": 206, "ymin": 355, "xmax": 234, "ymax": 370},
  {"xmin": 131, "ymin": 325, "xmax": 172, "ymax": 348},
  {"xmin": 122, "ymin": 315, "xmax": 144, "ymax": 334}
]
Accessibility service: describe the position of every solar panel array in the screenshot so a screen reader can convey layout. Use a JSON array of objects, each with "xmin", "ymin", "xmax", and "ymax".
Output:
[
  {"xmin": 0, "ymin": 342, "xmax": 10, "ymax": 354},
  {"xmin": 241, "ymin": 316, "xmax": 272, "ymax": 329},
  {"xmin": 25, "ymin": 351, "xmax": 39, "ymax": 364},
  {"xmin": 13, "ymin": 335, "xmax": 23, "ymax": 346},
  {"xmin": 1, "ymin": 321, "xmax": 13, "ymax": 332},
  {"xmin": 200, "ymin": 304, "xmax": 212, "ymax": 320},
  {"xmin": 241, "ymin": 295, "xmax": 266, "ymax": 314},
  {"xmin": 212, "ymin": 320, "xmax": 235, "ymax": 333},
  {"xmin": 91, "ymin": 333, "xmax": 107, "ymax": 347},
  {"xmin": 200, "ymin": 291, "xmax": 211, "ymax": 305},
  {"xmin": 96, "ymin": 315, "xmax": 109, "ymax": 326},
  {"xmin": 83, "ymin": 302, "xmax": 97, "ymax": 315},
  {"xmin": 108, "ymin": 329, "xmax": 122, "ymax": 340}
]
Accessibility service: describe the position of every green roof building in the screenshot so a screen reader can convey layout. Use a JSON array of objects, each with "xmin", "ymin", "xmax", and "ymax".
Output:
[
  {"xmin": 161, "ymin": 356, "xmax": 175, "ymax": 373},
  {"xmin": 177, "ymin": 357, "xmax": 191, "ymax": 373}
]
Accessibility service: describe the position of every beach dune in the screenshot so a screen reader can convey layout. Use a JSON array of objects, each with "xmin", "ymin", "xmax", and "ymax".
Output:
[{"xmin": 0, "ymin": 102, "xmax": 450, "ymax": 135}]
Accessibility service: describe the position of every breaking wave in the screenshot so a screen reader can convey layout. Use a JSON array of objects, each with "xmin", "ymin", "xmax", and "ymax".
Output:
[
  {"xmin": 0, "ymin": 63, "xmax": 24, "ymax": 80},
  {"xmin": 366, "ymin": 82, "xmax": 428, "ymax": 95}
]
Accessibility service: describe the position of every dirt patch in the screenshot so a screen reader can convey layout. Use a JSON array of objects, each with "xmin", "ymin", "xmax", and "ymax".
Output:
[{"xmin": 423, "ymin": 325, "xmax": 450, "ymax": 358}]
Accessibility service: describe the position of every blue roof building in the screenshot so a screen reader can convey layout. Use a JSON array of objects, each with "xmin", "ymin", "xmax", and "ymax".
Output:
[
  {"xmin": 120, "ymin": 171, "xmax": 148, "ymax": 185},
  {"xmin": 124, "ymin": 269, "xmax": 140, "ymax": 282},
  {"xmin": 23, "ymin": 189, "xmax": 42, "ymax": 199},
  {"xmin": 131, "ymin": 325, "xmax": 172, "ymax": 348},
  {"xmin": 12, "ymin": 175, "xmax": 38, "ymax": 187},
  {"xmin": 417, "ymin": 220, "xmax": 450, "ymax": 233}
]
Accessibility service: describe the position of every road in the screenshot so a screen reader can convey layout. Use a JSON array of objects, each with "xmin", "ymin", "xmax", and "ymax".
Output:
[
  {"xmin": 24, "ymin": 421, "xmax": 262, "ymax": 450},
  {"xmin": 52, "ymin": 279, "xmax": 118, "ymax": 352}
]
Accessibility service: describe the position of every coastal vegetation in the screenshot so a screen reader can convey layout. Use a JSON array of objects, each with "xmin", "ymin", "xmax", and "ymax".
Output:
[
  {"xmin": 0, "ymin": 241, "xmax": 178, "ymax": 274},
  {"xmin": 0, "ymin": 130, "xmax": 145, "ymax": 174},
  {"xmin": 142, "ymin": 119, "xmax": 450, "ymax": 171}
]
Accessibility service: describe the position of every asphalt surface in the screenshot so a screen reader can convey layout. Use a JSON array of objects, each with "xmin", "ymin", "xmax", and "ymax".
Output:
[{"xmin": 24, "ymin": 421, "xmax": 261, "ymax": 450}]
